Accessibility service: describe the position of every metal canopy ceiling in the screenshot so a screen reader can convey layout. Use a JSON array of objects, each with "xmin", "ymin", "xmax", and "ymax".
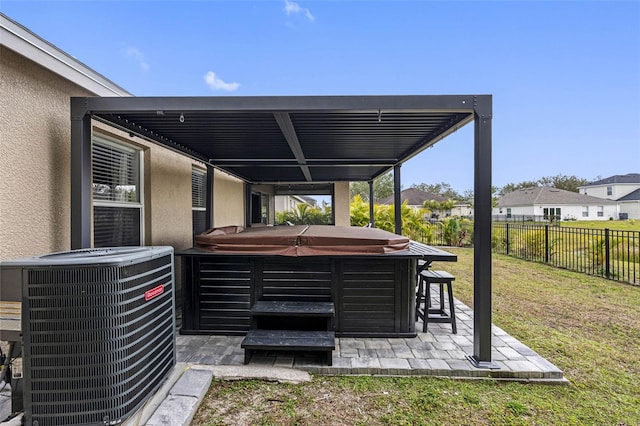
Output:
[{"xmin": 75, "ymin": 95, "xmax": 485, "ymax": 184}]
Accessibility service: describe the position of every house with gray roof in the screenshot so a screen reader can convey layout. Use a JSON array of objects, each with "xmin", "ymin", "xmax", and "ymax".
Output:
[
  {"xmin": 493, "ymin": 187, "xmax": 618, "ymax": 221},
  {"xmin": 379, "ymin": 188, "xmax": 473, "ymax": 218},
  {"xmin": 379, "ymin": 187, "xmax": 445, "ymax": 206},
  {"xmin": 578, "ymin": 173, "xmax": 640, "ymax": 219}
]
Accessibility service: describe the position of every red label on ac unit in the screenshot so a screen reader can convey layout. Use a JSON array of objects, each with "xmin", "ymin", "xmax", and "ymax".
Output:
[{"xmin": 145, "ymin": 285, "xmax": 165, "ymax": 301}]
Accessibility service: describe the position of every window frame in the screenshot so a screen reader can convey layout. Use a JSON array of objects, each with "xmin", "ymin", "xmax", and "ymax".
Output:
[
  {"xmin": 192, "ymin": 167, "xmax": 207, "ymax": 236},
  {"xmin": 92, "ymin": 134, "xmax": 144, "ymax": 247}
]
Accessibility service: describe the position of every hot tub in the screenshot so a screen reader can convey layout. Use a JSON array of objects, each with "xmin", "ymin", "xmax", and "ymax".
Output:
[{"xmin": 179, "ymin": 225, "xmax": 421, "ymax": 337}]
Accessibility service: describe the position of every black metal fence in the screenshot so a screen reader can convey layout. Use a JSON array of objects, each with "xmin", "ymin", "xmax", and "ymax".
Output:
[
  {"xmin": 492, "ymin": 214, "xmax": 556, "ymax": 223},
  {"xmin": 492, "ymin": 223, "xmax": 640, "ymax": 285},
  {"xmin": 415, "ymin": 220, "xmax": 640, "ymax": 285}
]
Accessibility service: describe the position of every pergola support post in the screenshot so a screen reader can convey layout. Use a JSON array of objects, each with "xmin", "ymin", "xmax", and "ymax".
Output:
[
  {"xmin": 468, "ymin": 97, "xmax": 498, "ymax": 369},
  {"xmin": 70, "ymin": 99, "xmax": 92, "ymax": 249},
  {"xmin": 245, "ymin": 184, "xmax": 252, "ymax": 228},
  {"xmin": 368, "ymin": 180, "xmax": 375, "ymax": 227},
  {"xmin": 394, "ymin": 164, "xmax": 402, "ymax": 235},
  {"xmin": 206, "ymin": 164, "xmax": 214, "ymax": 230}
]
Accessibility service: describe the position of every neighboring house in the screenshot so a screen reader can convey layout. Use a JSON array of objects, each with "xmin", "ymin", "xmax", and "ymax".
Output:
[
  {"xmin": 450, "ymin": 202, "xmax": 473, "ymax": 218},
  {"xmin": 379, "ymin": 187, "xmax": 446, "ymax": 207},
  {"xmin": 578, "ymin": 173, "xmax": 640, "ymax": 219},
  {"xmin": 379, "ymin": 188, "xmax": 472, "ymax": 218},
  {"xmin": 493, "ymin": 187, "xmax": 618, "ymax": 221},
  {"xmin": 616, "ymin": 188, "xmax": 640, "ymax": 220}
]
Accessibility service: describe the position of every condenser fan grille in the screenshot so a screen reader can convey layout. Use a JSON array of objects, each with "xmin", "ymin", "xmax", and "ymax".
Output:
[{"xmin": 19, "ymin": 249, "xmax": 175, "ymax": 426}]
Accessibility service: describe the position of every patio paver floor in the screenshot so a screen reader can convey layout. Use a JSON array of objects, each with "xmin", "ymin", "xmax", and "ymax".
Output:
[{"xmin": 176, "ymin": 297, "xmax": 566, "ymax": 383}]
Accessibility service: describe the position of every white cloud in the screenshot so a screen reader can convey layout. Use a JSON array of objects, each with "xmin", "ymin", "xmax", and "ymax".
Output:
[
  {"xmin": 204, "ymin": 71, "xmax": 240, "ymax": 92},
  {"xmin": 283, "ymin": 0, "xmax": 315, "ymax": 22},
  {"xmin": 126, "ymin": 46, "xmax": 150, "ymax": 71}
]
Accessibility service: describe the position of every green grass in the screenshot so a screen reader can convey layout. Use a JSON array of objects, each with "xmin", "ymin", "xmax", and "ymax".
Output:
[
  {"xmin": 559, "ymin": 219, "xmax": 639, "ymax": 231},
  {"xmin": 192, "ymin": 248, "xmax": 640, "ymax": 425}
]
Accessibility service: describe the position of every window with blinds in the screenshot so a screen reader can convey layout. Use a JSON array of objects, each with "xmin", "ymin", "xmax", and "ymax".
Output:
[
  {"xmin": 92, "ymin": 135, "xmax": 143, "ymax": 247},
  {"xmin": 192, "ymin": 168, "xmax": 207, "ymax": 236}
]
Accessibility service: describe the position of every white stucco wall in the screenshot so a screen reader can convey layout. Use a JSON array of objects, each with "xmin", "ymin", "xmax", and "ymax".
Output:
[
  {"xmin": 0, "ymin": 46, "xmax": 93, "ymax": 260},
  {"xmin": 619, "ymin": 201, "xmax": 640, "ymax": 219},
  {"xmin": 493, "ymin": 206, "xmax": 536, "ymax": 217},
  {"xmin": 213, "ymin": 170, "xmax": 245, "ymax": 227}
]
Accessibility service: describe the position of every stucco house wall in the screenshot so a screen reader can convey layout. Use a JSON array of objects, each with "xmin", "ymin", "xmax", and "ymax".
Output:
[
  {"xmin": 0, "ymin": 45, "xmax": 95, "ymax": 260},
  {"xmin": 493, "ymin": 205, "xmax": 536, "ymax": 217},
  {"xmin": 618, "ymin": 199, "xmax": 640, "ymax": 219},
  {"xmin": 1, "ymin": 21, "xmax": 211, "ymax": 260},
  {"xmin": 213, "ymin": 169, "xmax": 245, "ymax": 227}
]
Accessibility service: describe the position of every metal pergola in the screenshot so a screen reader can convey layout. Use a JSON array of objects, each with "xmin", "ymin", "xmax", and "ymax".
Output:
[{"xmin": 70, "ymin": 94, "xmax": 495, "ymax": 367}]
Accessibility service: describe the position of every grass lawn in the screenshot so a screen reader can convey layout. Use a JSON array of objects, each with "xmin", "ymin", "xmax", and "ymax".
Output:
[
  {"xmin": 559, "ymin": 219, "xmax": 639, "ymax": 231},
  {"xmin": 192, "ymin": 248, "xmax": 640, "ymax": 426}
]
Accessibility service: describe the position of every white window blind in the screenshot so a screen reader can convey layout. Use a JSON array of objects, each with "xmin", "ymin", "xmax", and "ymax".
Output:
[
  {"xmin": 92, "ymin": 135, "xmax": 142, "ymax": 247},
  {"xmin": 192, "ymin": 168, "xmax": 207, "ymax": 235}
]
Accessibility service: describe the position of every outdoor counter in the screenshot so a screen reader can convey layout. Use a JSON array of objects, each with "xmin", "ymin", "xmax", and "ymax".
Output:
[{"xmin": 178, "ymin": 226, "xmax": 454, "ymax": 338}]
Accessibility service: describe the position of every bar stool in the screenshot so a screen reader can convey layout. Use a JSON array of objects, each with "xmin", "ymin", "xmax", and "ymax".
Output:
[{"xmin": 416, "ymin": 270, "xmax": 457, "ymax": 334}]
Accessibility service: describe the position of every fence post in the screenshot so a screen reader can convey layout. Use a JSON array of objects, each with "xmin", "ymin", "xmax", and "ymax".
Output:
[
  {"xmin": 544, "ymin": 225, "xmax": 549, "ymax": 263},
  {"xmin": 505, "ymin": 223, "xmax": 509, "ymax": 255},
  {"xmin": 605, "ymin": 228, "xmax": 610, "ymax": 279}
]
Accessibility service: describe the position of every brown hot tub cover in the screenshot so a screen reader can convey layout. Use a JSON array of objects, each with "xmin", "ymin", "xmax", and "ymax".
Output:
[{"xmin": 194, "ymin": 225, "xmax": 410, "ymax": 256}]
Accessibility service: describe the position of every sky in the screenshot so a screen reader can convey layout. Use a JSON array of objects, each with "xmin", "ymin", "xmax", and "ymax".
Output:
[{"xmin": 3, "ymin": 0, "xmax": 639, "ymax": 194}]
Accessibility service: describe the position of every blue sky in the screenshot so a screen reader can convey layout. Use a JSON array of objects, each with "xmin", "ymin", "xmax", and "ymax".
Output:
[{"xmin": 3, "ymin": 0, "xmax": 639, "ymax": 194}]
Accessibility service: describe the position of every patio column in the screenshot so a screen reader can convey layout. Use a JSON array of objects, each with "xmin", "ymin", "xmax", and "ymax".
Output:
[
  {"xmin": 368, "ymin": 180, "xmax": 374, "ymax": 227},
  {"xmin": 469, "ymin": 96, "xmax": 498, "ymax": 368},
  {"xmin": 394, "ymin": 164, "xmax": 402, "ymax": 235},
  {"xmin": 245, "ymin": 183, "xmax": 252, "ymax": 228},
  {"xmin": 70, "ymin": 99, "xmax": 92, "ymax": 249},
  {"xmin": 206, "ymin": 164, "xmax": 214, "ymax": 229}
]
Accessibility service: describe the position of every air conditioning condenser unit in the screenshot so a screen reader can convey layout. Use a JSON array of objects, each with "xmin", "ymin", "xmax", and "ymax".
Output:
[{"xmin": 0, "ymin": 246, "xmax": 176, "ymax": 426}]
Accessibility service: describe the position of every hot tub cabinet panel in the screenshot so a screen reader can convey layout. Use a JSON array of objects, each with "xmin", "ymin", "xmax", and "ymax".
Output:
[
  {"xmin": 182, "ymin": 256, "xmax": 253, "ymax": 335},
  {"xmin": 180, "ymin": 253, "xmax": 418, "ymax": 337}
]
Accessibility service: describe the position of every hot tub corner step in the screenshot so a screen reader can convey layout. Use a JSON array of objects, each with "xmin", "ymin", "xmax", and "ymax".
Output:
[
  {"xmin": 251, "ymin": 300, "xmax": 334, "ymax": 317},
  {"xmin": 241, "ymin": 329, "xmax": 335, "ymax": 365}
]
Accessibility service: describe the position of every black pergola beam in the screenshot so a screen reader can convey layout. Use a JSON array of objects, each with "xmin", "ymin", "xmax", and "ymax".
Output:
[
  {"xmin": 469, "ymin": 95, "xmax": 497, "ymax": 368},
  {"xmin": 70, "ymin": 98, "xmax": 92, "ymax": 249},
  {"xmin": 368, "ymin": 180, "xmax": 374, "ymax": 227},
  {"xmin": 82, "ymin": 94, "xmax": 479, "ymax": 113},
  {"xmin": 206, "ymin": 164, "xmax": 214, "ymax": 230},
  {"xmin": 273, "ymin": 112, "xmax": 312, "ymax": 182},
  {"xmin": 394, "ymin": 164, "xmax": 402, "ymax": 235}
]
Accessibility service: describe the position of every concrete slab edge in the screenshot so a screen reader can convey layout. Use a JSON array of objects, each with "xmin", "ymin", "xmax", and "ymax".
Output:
[
  {"xmin": 146, "ymin": 367, "xmax": 214, "ymax": 426},
  {"xmin": 192, "ymin": 364, "xmax": 312, "ymax": 384},
  {"xmin": 122, "ymin": 363, "xmax": 189, "ymax": 426}
]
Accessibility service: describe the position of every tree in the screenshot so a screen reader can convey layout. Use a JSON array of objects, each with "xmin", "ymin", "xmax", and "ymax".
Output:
[
  {"xmin": 538, "ymin": 174, "xmax": 590, "ymax": 193},
  {"xmin": 349, "ymin": 172, "xmax": 395, "ymax": 202},
  {"xmin": 276, "ymin": 203, "xmax": 331, "ymax": 225},
  {"xmin": 499, "ymin": 180, "xmax": 539, "ymax": 195},
  {"xmin": 498, "ymin": 174, "xmax": 590, "ymax": 195},
  {"xmin": 410, "ymin": 182, "xmax": 462, "ymax": 200}
]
